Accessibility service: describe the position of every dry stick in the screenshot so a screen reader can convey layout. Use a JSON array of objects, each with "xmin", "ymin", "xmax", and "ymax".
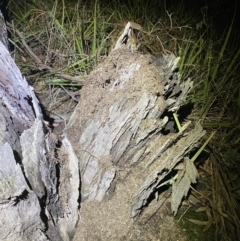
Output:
[
  {"xmin": 6, "ymin": 22, "xmax": 84, "ymax": 84},
  {"xmin": 166, "ymin": 10, "xmax": 173, "ymax": 29},
  {"xmin": 61, "ymin": 85, "xmax": 79, "ymax": 102},
  {"xmin": 177, "ymin": 204, "xmax": 191, "ymax": 223}
]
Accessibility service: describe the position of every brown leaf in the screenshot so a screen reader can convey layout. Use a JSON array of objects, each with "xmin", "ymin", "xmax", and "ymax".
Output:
[{"xmin": 187, "ymin": 218, "xmax": 208, "ymax": 226}]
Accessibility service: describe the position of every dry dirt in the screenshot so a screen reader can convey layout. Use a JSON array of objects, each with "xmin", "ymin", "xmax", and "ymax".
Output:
[{"xmin": 75, "ymin": 199, "xmax": 189, "ymax": 241}]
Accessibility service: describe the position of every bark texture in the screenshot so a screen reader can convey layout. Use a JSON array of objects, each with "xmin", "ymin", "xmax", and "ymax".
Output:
[{"xmin": 0, "ymin": 38, "xmax": 79, "ymax": 241}]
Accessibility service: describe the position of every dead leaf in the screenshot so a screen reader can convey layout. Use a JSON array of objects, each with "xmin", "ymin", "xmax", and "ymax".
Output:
[
  {"xmin": 187, "ymin": 218, "xmax": 208, "ymax": 226},
  {"xmin": 171, "ymin": 157, "xmax": 198, "ymax": 215},
  {"xmin": 196, "ymin": 206, "xmax": 207, "ymax": 212},
  {"xmin": 203, "ymin": 206, "xmax": 213, "ymax": 232},
  {"xmin": 21, "ymin": 56, "xmax": 27, "ymax": 62}
]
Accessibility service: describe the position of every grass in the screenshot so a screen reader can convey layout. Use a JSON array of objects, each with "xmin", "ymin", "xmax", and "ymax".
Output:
[{"xmin": 5, "ymin": 0, "xmax": 240, "ymax": 239}]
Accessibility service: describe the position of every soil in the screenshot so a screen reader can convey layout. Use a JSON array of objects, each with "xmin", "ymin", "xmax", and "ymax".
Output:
[{"xmin": 73, "ymin": 190, "xmax": 189, "ymax": 241}]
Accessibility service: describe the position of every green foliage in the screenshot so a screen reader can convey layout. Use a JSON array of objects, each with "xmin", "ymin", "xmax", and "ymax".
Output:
[{"xmin": 179, "ymin": 13, "xmax": 240, "ymax": 169}]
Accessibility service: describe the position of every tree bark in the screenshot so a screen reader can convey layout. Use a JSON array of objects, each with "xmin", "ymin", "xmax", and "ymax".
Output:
[{"xmin": 0, "ymin": 34, "xmax": 79, "ymax": 240}]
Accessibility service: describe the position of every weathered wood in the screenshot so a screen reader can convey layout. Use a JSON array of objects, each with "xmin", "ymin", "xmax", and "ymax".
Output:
[
  {"xmin": 65, "ymin": 25, "xmax": 205, "ymax": 239},
  {"xmin": 0, "ymin": 35, "xmax": 79, "ymax": 240},
  {"xmin": 0, "ymin": 39, "xmax": 49, "ymax": 240},
  {"xmin": 0, "ymin": 143, "xmax": 48, "ymax": 241}
]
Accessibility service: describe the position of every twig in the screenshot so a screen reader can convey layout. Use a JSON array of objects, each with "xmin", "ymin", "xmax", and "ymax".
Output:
[
  {"xmin": 61, "ymin": 85, "xmax": 79, "ymax": 102},
  {"xmin": 6, "ymin": 22, "xmax": 84, "ymax": 84},
  {"xmin": 177, "ymin": 204, "xmax": 191, "ymax": 223},
  {"xmin": 166, "ymin": 10, "xmax": 173, "ymax": 29}
]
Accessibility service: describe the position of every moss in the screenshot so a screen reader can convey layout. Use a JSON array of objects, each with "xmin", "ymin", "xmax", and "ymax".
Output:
[{"xmin": 175, "ymin": 206, "xmax": 215, "ymax": 241}]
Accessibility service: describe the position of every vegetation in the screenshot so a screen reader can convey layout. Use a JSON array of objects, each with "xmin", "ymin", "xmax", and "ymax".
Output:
[{"xmin": 4, "ymin": 0, "xmax": 240, "ymax": 239}]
